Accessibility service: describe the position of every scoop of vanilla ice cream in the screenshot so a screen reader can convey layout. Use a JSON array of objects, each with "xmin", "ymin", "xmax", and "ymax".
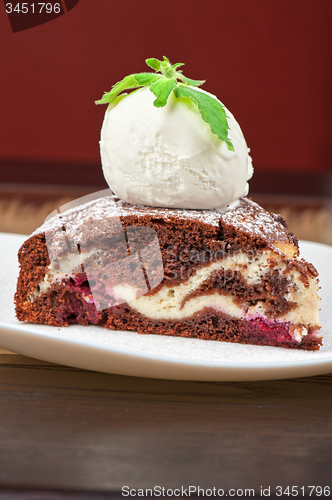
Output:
[{"xmin": 100, "ymin": 86, "xmax": 253, "ymax": 210}]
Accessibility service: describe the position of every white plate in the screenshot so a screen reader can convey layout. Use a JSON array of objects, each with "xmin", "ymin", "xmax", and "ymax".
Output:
[{"xmin": 0, "ymin": 232, "xmax": 331, "ymax": 381}]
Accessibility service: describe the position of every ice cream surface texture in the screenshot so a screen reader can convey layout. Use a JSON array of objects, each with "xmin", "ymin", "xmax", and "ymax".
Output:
[{"xmin": 99, "ymin": 59, "xmax": 253, "ymax": 210}]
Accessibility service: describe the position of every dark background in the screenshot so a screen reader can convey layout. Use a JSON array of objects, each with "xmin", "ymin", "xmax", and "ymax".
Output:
[{"xmin": 0, "ymin": 0, "xmax": 332, "ymax": 192}]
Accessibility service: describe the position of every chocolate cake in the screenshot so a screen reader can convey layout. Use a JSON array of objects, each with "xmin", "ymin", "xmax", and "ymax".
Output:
[{"xmin": 15, "ymin": 194, "xmax": 322, "ymax": 351}]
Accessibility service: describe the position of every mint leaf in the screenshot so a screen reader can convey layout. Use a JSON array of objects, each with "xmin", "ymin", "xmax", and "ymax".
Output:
[
  {"xmin": 145, "ymin": 58, "xmax": 162, "ymax": 71},
  {"xmin": 174, "ymin": 85, "xmax": 234, "ymax": 151},
  {"xmin": 96, "ymin": 57, "xmax": 234, "ymax": 151},
  {"xmin": 95, "ymin": 73, "xmax": 162, "ymax": 106},
  {"xmin": 177, "ymin": 74, "xmax": 205, "ymax": 87},
  {"xmin": 96, "ymin": 57, "xmax": 204, "ymax": 106},
  {"xmin": 150, "ymin": 78, "xmax": 177, "ymax": 107},
  {"xmin": 171, "ymin": 62, "xmax": 184, "ymax": 70},
  {"xmin": 134, "ymin": 73, "xmax": 162, "ymax": 86},
  {"xmin": 95, "ymin": 74, "xmax": 138, "ymax": 105}
]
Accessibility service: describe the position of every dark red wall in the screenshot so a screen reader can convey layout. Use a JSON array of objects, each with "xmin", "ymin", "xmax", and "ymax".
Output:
[{"xmin": 1, "ymin": 0, "xmax": 331, "ymax": 178}]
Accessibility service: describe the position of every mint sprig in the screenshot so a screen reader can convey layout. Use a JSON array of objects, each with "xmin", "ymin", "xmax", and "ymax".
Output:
[{"xmin": 96, "ymin": 57, "xmax": 234, "ymax": 151}]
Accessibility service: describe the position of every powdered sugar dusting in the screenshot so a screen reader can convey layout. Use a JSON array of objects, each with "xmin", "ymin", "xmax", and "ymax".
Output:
[
  {"xmin": 33, "ymin": 194, "xmax": 222, "ymax": 239},
  {"xmin": 32, "ymin": 195, "xmax": 293, "ymax": 256},
  {"xmin": 222, "ymin": 198, "xmax": 291, "ymax": 243}
]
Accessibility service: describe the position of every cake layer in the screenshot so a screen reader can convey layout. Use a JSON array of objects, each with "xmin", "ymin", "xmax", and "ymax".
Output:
[
  {"xmin": 105, "ymin": 305, "xmax": 322, "ymax": 351},
  {"xmin": 17, "ymin": 277, "xmax": 322, "ymax": 350},
  {"xmin": 17, "ymin": 248, "xmax": 321, "ymax": 349},
  {"xmin": 32, "ymin": 195, "xmax": 299, "ymax": 262},
  {"xmin": 24, "ymin": 242, "xmax": 320, "ymax": 325},
  {"xmin": 15, "ymin": 195, "xmax": 322, "ymax": 351}
]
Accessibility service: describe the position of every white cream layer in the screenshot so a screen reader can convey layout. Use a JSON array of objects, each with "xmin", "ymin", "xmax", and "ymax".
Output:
[
  {"xmin": 114, "ymin": 263, "xmax": 320, "ymax": 330},
  {"xmin": 31, "ymin": 248, "xmax": 321, "ymax": 340},
  {"xmin": 29, "ymin": 249, "xmax": 97, "ymax": 300}
]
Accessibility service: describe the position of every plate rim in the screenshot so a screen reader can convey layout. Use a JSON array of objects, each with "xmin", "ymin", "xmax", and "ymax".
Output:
[{"xmin": 0, "ymin": 318, "xmax": 331, "ymax": 370}]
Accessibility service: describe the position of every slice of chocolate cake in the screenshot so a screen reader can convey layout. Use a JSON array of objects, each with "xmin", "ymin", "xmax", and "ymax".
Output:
[{"xmin": 15, "ymin": 194, "xmax": 322, "ymax": 351}]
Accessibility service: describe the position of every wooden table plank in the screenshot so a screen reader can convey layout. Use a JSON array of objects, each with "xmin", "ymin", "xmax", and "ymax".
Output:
[
  {"xmin": 0, "ymin": 355, "xmax": 331, "ymax": 492},
  {"xmin": 0, "ymin": 348, "xmax": 17, "ymax": 355},
  {"xmin": 0, "ymin": 492, "xmax": 119, "ymax": 500}
]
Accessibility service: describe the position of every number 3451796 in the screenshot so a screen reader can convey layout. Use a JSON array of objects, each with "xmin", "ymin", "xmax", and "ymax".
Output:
[{"xmin": 5, "ymin": 3, "xmax": 61, "ymax": 14}]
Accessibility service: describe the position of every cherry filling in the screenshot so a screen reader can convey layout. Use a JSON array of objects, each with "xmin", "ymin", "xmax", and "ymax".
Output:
[
  {"xmin": 55, "ymin": 275, "xmax": 300, "ymax": 346},
  {"xmin": 241, "ymin": 316, "xmax": 296, "ymax": 346},
  {"xmin": 56, "ymin": 274, "xmax": 103, "ymax": 325}
]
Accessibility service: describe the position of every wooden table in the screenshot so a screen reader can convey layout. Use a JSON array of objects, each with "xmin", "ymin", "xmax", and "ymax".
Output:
[{"xmin": 0, "ymin": 346, "xmax": 331, "ymax": 499}]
